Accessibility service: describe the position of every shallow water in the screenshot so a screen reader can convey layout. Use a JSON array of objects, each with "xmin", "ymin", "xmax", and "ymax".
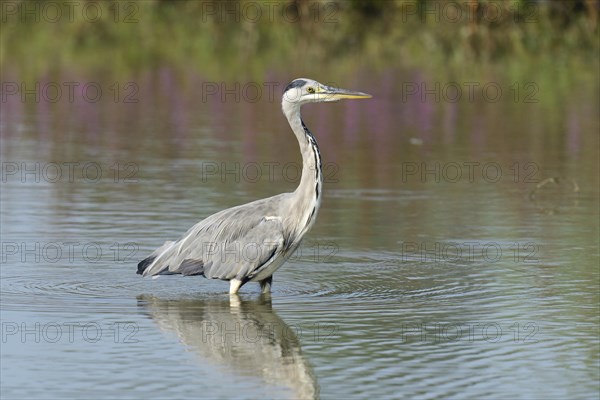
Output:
[{"xmin": 1, "ymin": 67, "xmax": 598, "ymax": 399}]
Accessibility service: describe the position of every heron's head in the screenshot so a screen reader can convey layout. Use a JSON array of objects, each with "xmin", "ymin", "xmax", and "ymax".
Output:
[{"xmin": 282, "ymin": 78, "xmax": 371, "ymax": 107}]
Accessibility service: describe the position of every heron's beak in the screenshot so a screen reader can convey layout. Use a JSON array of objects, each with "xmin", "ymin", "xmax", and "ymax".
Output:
[{"xmin": 319, "ymin": 86, "xmax": 372, "ymax": 102}]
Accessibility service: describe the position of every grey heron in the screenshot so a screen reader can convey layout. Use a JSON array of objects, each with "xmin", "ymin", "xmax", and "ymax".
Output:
[{"xmin": 137, "ymin": 78, "xmax": 371, "ymax": 294}]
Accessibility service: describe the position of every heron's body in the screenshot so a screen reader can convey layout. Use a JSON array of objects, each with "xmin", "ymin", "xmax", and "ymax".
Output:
[{"xmin": 137, "ymin": 79, "xmax": 370, "ymax": 294}]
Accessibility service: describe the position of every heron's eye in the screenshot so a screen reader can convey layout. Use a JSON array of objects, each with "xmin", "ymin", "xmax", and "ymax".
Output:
[{"xmin": 307, "ymin": 87, "xmax": 315, "ymax": 94}]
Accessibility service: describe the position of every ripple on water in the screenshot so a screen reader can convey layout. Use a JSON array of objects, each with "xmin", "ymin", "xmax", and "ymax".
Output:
[
  {"xmin": 278, "ymin": 249, "xmax": 489, "ymax": 302},
  {"xmin": 273, "ymin": 247, "xmax": 560, "ymax": 332},
  {"xmin": 0, "ymin": 247, "xmax": 531, "ymax": 315},
  {"xmin": 0, "ymin": 269, "xmax": 134, "ymax": 314}
]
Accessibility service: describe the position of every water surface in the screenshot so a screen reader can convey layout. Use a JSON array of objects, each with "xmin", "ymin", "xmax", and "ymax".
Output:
[{"xmin": 1, "ymin": 67, "xmax": 598, "ymax": 399}]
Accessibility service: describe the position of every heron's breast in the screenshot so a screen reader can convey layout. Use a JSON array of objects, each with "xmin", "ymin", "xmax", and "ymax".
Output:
[{"xmin": 249, "ymin": 240, "xmax": 304, "ymax": 282}]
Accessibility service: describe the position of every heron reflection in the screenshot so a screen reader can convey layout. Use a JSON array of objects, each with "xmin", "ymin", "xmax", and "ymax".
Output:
[{"xmin": 137, "ymin": 294, "xmax": 319, "ymax": 399}]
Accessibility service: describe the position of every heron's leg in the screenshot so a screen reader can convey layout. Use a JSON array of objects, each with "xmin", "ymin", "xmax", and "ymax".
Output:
[
  {"xmin": 229, "ymin": 293, "xmax": 241, "ymax": 308},
  {"xmin": 260, "ymin": 276, "xmax": 273, "ymax": 294},
  {"xmin": 229, "ymin": 278, "xmax": 243, "ymax": 294}
]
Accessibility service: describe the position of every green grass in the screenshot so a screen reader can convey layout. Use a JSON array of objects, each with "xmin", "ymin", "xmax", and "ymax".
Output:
[{"xmin": 1, "ymin": 0, "xmax": 598, "ymax": 84}]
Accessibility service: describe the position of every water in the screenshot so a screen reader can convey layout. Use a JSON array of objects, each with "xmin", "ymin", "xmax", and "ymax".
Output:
[{"xmin": 1, "ymin": 67, "xmax": 598, "ymax": 399}]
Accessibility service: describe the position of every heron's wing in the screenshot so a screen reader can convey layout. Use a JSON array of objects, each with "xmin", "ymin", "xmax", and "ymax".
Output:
[
  {"xmin": 200, "ymin": 216, "xmax": 285, "ymax": 280},
  {"xmin": 136, "ymin": 241, "xmax": 175, "ymax": 275},
  {"xmin": 139, "ymin": 196, "xmax": 288, "ymax": 279}
]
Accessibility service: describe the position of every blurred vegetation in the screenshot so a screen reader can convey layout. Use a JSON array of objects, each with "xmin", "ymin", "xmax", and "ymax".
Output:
[{"xmin": 0, "ymin": 0, "xmax": 598, "ymax": 81}]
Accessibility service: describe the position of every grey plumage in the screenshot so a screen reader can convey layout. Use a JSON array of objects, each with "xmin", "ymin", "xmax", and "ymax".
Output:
[{"xmin": 137, "ymin": 78, "xmax": 371, "ymax": 294}]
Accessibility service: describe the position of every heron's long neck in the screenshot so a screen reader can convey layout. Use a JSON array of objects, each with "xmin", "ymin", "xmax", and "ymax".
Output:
[{"xmin": 284, "ymin": 104, "xmax": 323, "ymax": 235}]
